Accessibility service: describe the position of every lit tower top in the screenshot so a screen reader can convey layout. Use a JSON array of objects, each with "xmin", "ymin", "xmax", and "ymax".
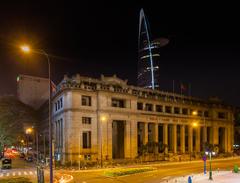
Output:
[{"xmin": 137, "ymin": 8, "xmax": 169, "ymax": 90}]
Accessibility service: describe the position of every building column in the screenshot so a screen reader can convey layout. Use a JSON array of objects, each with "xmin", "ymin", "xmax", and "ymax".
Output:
[
  {"xmin": 130, "ymin": 120, "xmax": 138, "ymax": 158},
  {"xmin": 173, "ymin": 124, "xmax": 177, "ymax": 154},
  {"xmin": 195, "ymin": 127, "xmax": 201, "ymax": 152},
  {"xmin": 180, "ymin": 125, "xmax": 185, "ymax": 154},
  {"xmin": 188, "ymin": 126, "xmax": 193, "ymax": 153},
  {"xmin": 163, "ymin": 123, "xmax": 168, "ymax": 153},
  {"xmin": 101, "ymin": 119, "xmax": 109, "ymax": 160},
  {"xmin": 213, "ymin": 126, "xmax": 219, "ymax": 145},
  {"xmin": 209, "ymin": 127, "xmax": 213, "ymax": 144},
  {"xmin": 143, "ymin": 123, "xmax": 148, "ymax": 145},
  {"xmin": 224, "ymin": 127, "xmax": 228, "ymax": 153},
  {"xmin": 124, "ymin": 121, "xmax": 131, "ymax": 158},
  {"xmin": 107, "ymin": 121, "xmax": 112, "ymax": 159},
  {"xmin": 153, "ymin": 123, "xmax": 158, "ymax": 143},
  {"xmin": 203, "ymin": 126, "xmax": 207, "ymax": 143},
  {"xmin": 227, "ymin": 126, "xmax": 232, "ymax": 152}
]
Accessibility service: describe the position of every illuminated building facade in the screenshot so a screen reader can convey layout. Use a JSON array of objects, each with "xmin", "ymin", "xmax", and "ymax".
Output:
[{"xmin": 52, "ymin": 74, "xmax": 234, "ymax": 164}]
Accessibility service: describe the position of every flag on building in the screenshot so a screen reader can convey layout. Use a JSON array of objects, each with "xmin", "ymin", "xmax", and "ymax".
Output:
[{"xmin": 180, "ymin": 82, "xmax": 187, "ymax": 95}]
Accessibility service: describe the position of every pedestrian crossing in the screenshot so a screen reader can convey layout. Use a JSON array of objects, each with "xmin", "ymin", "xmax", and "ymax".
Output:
[{"xmin": 0, "ymin": 170, "xmax": 37, "ymax": 178}]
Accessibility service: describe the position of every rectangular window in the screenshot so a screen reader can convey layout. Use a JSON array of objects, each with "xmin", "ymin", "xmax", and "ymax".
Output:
[
  {"xmin": 204, "ymin": 111, "xmax": 209, "ymax": 117},
  {"xmin": 111, "ymin": 98, "xmax": 125, "ymax": 108},
  {"xmin": 82, "ymin": 96, "xmax": 91, "ymax": 106},
  {"xmin": 198, "ymin": 110, "xmax": 203, "ymax": 117},
  {"xmin": 156, "ymin": 105, "xmax": 163, "ymax": 112},
  {"xmin": 174, "ymin": 107, "xmax": 180, "ymax": 114},
  {"xmin": 145, "ymin": 103, "xmax": 153, "ymax": 111},
  {"xmin": 182, "ymin": 108, "xmax": 188, "ymax": 115},
  {"xmin": 165, "ymin": 106, "xmax": 172, "ymax": 113},
  {"xmin": 55, "ymin": 103, "xmax": 57, "ymax": 111},
  {"xmin": 57, "ymin": 100, "xmax": 60, "ymax": 110},
  {"xmin": 82, "ymin": 117, "xmax": 91, "ymax": 124},
  {"xmin": 137, "ymin": 102, "xmax": 143, "ymax": 110},
  {"xmin": 218, "ymin": 112, "xmax": 225, "ymax": 119},
  {"xmin": 60, "ymin": 98, "xmax": 63, "ymax": 108},
  {"xmin": 83, "ymin": 131, "xmax": 91, "ymax": 148},
  {"xmin": 60, "ymin": 118, "xmax": 63, "ymax": 147}
]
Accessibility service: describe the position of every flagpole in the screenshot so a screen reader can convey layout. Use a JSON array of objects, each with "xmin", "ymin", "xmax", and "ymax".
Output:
[
  {"xmin": 173, "ymin": 80, "xmax": 175, "ymax": 93},
  {"xmin": 180, "ymin": 82, "xmax": 182, "ymax": 96},
  {"xmin": 189, "ymin": 83, "xmax": 191, "ymax": 96}
]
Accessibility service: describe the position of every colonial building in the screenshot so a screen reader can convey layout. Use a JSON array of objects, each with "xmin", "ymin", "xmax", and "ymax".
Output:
[{"xmin": 52, "ymin": 74, "xmax": 234, "ymax": 164}]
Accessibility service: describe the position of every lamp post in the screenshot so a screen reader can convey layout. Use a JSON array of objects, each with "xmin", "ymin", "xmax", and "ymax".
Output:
[
  {"xmin": 205, "ymin": 151, "xmax": 215, "ymax": 180},
  {"xmin": 26, "ymin": 128, "xmax": 33, "ymax": 152},
  {"xmin": 20, "ymin": 45, "xmax": 53, "ymax": 183}
]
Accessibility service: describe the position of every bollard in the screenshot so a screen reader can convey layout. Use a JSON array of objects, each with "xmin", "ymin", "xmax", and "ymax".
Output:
[{"xmin": 188, "ymin": 176, "xmax": 192, "ymax": 183}]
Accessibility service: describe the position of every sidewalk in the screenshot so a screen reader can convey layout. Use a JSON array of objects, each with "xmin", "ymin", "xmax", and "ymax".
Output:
[{"xmin": 164, "ymin": 171, "xmax": 240, "ymax": 183}]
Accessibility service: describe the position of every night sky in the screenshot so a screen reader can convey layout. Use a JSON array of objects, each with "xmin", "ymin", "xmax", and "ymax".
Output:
[{"xmin": 0, "ymin": 2, "xmax": 240, "ymax": 106}]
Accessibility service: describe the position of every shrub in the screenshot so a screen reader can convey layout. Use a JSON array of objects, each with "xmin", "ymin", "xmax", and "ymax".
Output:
[{"xmin": 233, "ymin": 164, "xmax": 239, "ymax": 173}]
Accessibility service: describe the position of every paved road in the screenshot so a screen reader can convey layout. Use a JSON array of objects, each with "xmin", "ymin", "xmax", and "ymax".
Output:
[
  {"xmin": 0, "ymin": 157, "xmax": 37, "ymax": 180},
  {"xmin": 59, "ymin": 157, "xmax": 240, "ymax": 183}
]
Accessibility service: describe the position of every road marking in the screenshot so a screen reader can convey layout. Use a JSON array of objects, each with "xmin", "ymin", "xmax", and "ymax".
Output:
[
  {"xmin": 18, "ymin": 172, "xmax": 22, "ymax": 176},
  {"xmin": 24, "ymin": 171, "xmax": 28, "ymax": 175},
  {"xmin": 34, "ymin": 171, "xmax": 37, "ymax": 174},
  {"xmin": 6, "ymin": 173, "xmax": 9, "ymax": 176},
  {"xmin": 13, "ymin": 172, "xmax": 16, "ymax": 176},
  {"xmin": 29, "ymin": 171, "xmax": 33, "ymax": 175}
]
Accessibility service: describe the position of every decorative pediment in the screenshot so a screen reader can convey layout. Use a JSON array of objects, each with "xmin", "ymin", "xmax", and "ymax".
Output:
[{"xmin": 100, "ymin": 74, "xmax": 128, "ymax": 86}]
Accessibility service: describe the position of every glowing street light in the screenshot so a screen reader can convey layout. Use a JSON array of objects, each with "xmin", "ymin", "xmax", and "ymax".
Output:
[
  {"xmin": 192, "ymin": 122, "xmax": 198, "ymax": 127},
  {"xmin": 26, "ymin": 128, "xmax": 33, "ymax": 134},
  {"xmin": 20, "ymin": 45, "xmax": 31, "ymax": 53},
  {"xmin": 192, "ymin": 110, "xmax": 198, "ymax": 116}
]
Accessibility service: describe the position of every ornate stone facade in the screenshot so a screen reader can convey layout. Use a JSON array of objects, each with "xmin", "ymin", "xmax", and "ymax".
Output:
[{"xmin": 52, "ymin": 74, "xmax": 234, "ymax": 164}]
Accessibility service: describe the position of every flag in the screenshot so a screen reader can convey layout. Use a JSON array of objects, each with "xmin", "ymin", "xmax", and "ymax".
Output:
[{"xmin": 180, "ymin": 82, "xmax": 187, "ymax": 95}]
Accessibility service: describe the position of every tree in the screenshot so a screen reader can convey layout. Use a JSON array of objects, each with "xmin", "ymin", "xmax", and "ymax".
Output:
[{"xmin": 0, "ymin": 96, "xmax": 38, "ymax": 153}]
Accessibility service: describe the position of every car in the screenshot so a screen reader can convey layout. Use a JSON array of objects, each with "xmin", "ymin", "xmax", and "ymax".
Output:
[
  {"xmin": 1, "ymin": 158, "xmax": 12, "ymax": 169},
  {"xmin": 25, "ymin": 156, "xmax": 33, "ymax": 162}
]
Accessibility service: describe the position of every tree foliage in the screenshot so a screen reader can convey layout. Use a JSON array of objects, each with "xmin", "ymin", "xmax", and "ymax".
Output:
[{"xmin": 0, "ymin": 96, "xmax": 38, "ymax": 152}]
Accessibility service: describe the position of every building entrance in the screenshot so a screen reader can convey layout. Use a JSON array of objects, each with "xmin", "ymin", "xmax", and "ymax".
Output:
[{"xmin": 112, "ymin": 120, "xmax": 125, "ymax": 159}]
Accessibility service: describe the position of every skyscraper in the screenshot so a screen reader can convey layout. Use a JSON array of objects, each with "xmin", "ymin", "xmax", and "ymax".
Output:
[{"xmin": 137, "ymin": 9, "xmax": 168, "ymax": 90}]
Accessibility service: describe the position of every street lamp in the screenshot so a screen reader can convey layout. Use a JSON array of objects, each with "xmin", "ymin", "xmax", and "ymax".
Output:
[
  {"xmin": 20, "ymin": 44, "xmax": 53, "ymax": 183},
  {"xmin": 205, "ymin": 151, "xmax": 216, "ymax": 180},
  {"xmin": 100, "ymin": 115, "xmax": 107, "ymax": 168},
  {"xmin": 25, "ymin": 128, "xmax": 33, "ymax": 152}
]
